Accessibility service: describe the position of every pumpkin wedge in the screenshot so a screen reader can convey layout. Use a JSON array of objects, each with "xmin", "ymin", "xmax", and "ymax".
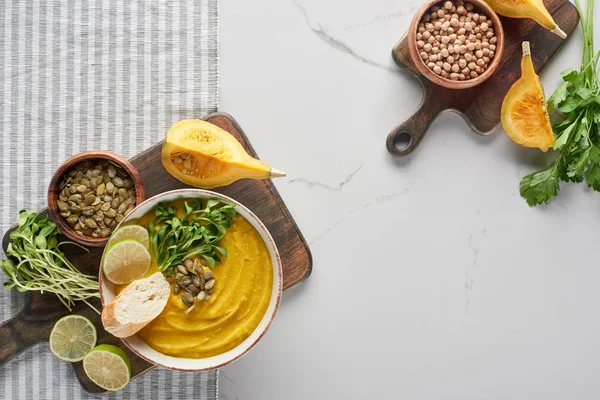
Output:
[
  {"xmin": 484, "ymin": 0, "xmax": 567, "ymax": 39},
  {"xmin": 501, "ymin": 42, "xmax": 554, "ymax": 151},
  {"xmin": 162, "ymin": 120, "xmax": 285, "ymax": 189}
]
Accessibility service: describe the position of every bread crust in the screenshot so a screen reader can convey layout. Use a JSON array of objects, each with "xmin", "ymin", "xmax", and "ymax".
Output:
[{"xmin": 101, "ymin": 272, "xmax": 170, "ymax": 338}]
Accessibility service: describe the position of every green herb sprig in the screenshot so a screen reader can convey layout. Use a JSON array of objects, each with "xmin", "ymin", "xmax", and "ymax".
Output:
[
  {"xmin": 520, "ymin": 0, "xmax": 600, "ymax": 205},
  {"xmin": 148, "ymin": 199, "xmax": 236, "ymax": 274},
  {"xmin": 0, "ymin": 211, "xmax": 100, "ymax": 313}
]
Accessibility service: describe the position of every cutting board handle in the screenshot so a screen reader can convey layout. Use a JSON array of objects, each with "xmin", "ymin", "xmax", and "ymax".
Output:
[
  {"xmin": 0, "ymin": 311, "xmax": 44, "ymax": 366},
  {"xmin": 386, "ymin": 89, "xmax": 445, "ymax": 157}
]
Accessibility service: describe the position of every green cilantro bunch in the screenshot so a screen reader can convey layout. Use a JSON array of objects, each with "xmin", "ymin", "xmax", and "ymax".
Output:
[{"xmin": 520, "ymin": 0, "xmax": 600, "ymax": 205}]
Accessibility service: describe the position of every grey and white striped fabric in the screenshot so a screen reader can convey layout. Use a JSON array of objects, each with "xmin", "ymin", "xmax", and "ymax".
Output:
[{"xmin": 0, "ymin": 0, "xmax": 219, "ymax": 398}]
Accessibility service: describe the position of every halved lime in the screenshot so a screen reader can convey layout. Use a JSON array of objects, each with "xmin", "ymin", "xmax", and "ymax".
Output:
[
  {"xmin": 107, "ymin": 225, "xmax": 150, "ymax": 250},
  {"xmin": 83, "ymin": 344, "xmax": 131, "ymax": 391},
  {"xmin": 49, "ymin": 315, "xmax": 97, "ymax": 362},
  {"xmin": 102, "ymin": 239, "xmax": 151, "ymax": 284}
]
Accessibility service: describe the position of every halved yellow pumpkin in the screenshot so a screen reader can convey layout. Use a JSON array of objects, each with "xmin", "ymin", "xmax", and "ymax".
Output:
[
  {"xmin": 484, "ymin": 0, "xmax": 567, "ymax": 39},
  {"xmin": 501, "ymin": 42, "xmax": 554, "ymax": 152},
  {"xmin": 162, "ymin": 120, "xmax": 285, "ymax": 189}
]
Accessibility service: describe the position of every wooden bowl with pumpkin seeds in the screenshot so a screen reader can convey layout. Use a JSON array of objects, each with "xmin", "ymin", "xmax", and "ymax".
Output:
[{"xmin": 48, "ymin": 150, "xmax": 145, "ymax": 247}]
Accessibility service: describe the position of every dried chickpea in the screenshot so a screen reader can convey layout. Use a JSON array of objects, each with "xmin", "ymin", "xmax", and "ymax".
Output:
[{"xmin": 417, "ymin": 1, "xmax": 497, "ymax": 81}]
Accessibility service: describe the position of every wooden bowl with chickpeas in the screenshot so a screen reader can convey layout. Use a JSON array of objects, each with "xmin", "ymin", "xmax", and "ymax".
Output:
[{"xmin": 408, "ymin": 0, "xmax": 504, "ymax": 89}]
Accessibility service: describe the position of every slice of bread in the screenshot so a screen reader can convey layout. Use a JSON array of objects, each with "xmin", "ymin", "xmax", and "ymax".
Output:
[{"xmin": 102, "ymin": 272, "xmax": 170, "ymax": 338}]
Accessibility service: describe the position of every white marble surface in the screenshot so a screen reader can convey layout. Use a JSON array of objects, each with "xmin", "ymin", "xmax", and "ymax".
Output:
[{"xmin": 219, "ymin": 1, "xmax": 600, "ymax": 399}]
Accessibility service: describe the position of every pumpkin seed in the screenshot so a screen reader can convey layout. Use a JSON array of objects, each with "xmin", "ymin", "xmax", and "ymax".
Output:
[
  {"xmin": 93, "ymin": 211, "xmax": 104, "ymax": 222},
  {"xmin": 192, "ymin": 274, "xmax": 204, "ymax": 288},
  {"xmin": 117, "ymin": 202, "xmax": 128, "ymax": 214},
  {"xmin": 82, "ymin": 206, "xmax": 95, "ymax": 216},
  {"xmin": 173, "ymin": 283, "xmax": 181, "ymax": 294},
  {"xmin": 183, "ymin": 159, "xmax": 192, "ymax": 170},
  {"xmin": 182, "ymin": 292, "xmax": 194, "ymax": 306},
  {"xmin": 177, "ymin": 265, "xmax": 188, "ymax": 275},
  {"xmin": 166, "ymin": 275, "xmax": 174, "ymax": 284},
  {"xmin": 57, "ymin": 200, "xmax": 69, "ymax": 212},
  {"xmin": 180, "ymin": 276, "xmax": 192, "ymax": 286},
  {"xmin": 180, "ymin": 153, "xmax": 190, "ymax": 159},
  {"xmin": 66, "ymin": 216, "xmax": 79, "ymax": 227},
  {"xmin": 184, "ymin": 259, "xmax": 194, "ymax": 269},
  {"xmin": 185, "ymin": 305, "xmax": 196, "ymax": 314},
  {"xmin": 187, "ymin": 285, "xmax": 200, "ymax": 296},
  {"xmin": 113, "ymin": 177, "xmax": 124, "ymax": 187},
  {"xmin": 99, "ymin": 228, "xmax": 112, "ymax": 238},
  {"xmin": 204, "ymin": 279, "xmax": 215, "ymax": 291},
  {"xmin": 203, "ymin": 270, "xmax": 213, "ymax": 281},
  {"xmin": 57, "ymin": 159, "xmax": 137, "ymax": 239},
  {"xmin": 173, "ymin": 156, "xmax": 183, "ymax": 164},
  {"xmin": 196, "ymin": 291, "xmax": 207, "ymax": 301}
]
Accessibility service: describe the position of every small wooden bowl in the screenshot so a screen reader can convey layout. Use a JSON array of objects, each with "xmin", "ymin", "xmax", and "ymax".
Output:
[
  {"xmin": 407, "ymin": 0, "xmax": 505, "ymax": 90},
  {"xmin": 47, "ymin": 150, "xmax": 146, "ymax": 247}
]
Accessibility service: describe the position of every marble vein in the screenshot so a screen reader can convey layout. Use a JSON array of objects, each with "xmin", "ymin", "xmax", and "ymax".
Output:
[
  {"xmin": 309, "ymin": 188, "xmax": 411, "ymax": 244},
  {"xmin": 343, "ymin": 7, "xmax": 415, "ymax": 30},
  {"xmin": 292, "ymin": 0, "xmax": 396, "ymax": 72},
  {"xmin": 465, "ymin": 231, "xmax": 483, "ymax": 312},
  {"xmin": 288, "ymin": 165, "xmax": 363, "ymax": 191}
]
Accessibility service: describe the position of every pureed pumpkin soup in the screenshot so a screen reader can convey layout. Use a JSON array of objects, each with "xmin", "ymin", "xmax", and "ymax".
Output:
[{"xmin": 117, "ymin": 198, "xmax": 273, "ymax": 359}]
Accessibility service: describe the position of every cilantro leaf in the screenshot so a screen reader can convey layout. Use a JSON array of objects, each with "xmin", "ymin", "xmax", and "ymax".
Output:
[
  {"xmin": 548, "ymin": 81, "xmax": 570, "ymax": 110},
  {"xmin": 586, "ymin": 163, "xmax": 600, "ymax": 191},
  {"xmin": 520, "ymin": 162, "xmax": 560, "ymax": 206}
]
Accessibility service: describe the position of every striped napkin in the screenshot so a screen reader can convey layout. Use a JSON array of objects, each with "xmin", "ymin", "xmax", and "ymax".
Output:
[{"xmin": 0, "ymin": 0, "xmax": 219, "ymax": 398}]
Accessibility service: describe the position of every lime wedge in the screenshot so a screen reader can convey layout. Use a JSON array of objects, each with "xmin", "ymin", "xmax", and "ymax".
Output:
[
  {"xmin": 83, "ymin": 344, "xmax": 131, "ymax": 391},
  {"xmin": 103, "ymin": 239, "xmax": 151, "ymax": 284},
  {"xmin": 107, "ymin": 225, "xmax": 150, "ymax": 250},
  {"xmin": 49, "ymin": 315, "xmax": 97, "ymax": 362}
]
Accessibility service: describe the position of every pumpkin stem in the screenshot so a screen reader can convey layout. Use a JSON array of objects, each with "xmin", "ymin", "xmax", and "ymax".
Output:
[
  {"xmin": 270, "ymin": 168, "xmax": 287, "ymax": 178},
  {"xmin": 522, "ymin": 41, "xmax": 531, "ymax": 57},
  {"xmin": 551, "ymin": 26, "xmax": 567, "ymax": 39}
]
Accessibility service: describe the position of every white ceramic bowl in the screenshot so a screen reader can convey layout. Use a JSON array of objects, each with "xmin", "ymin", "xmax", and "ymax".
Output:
[{"xmin": 98, "ymin": 189, "xmax": 283, "ymax": 371}]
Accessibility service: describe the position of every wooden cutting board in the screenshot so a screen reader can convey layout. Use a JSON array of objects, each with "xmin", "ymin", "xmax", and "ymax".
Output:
[
  {"xmin": 0, "ymin": 112, "xmax": 312, "ymax": 393},
  {"xmin": 386, "ymin": 0, "xmax": 579, "ymax": 157}
]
